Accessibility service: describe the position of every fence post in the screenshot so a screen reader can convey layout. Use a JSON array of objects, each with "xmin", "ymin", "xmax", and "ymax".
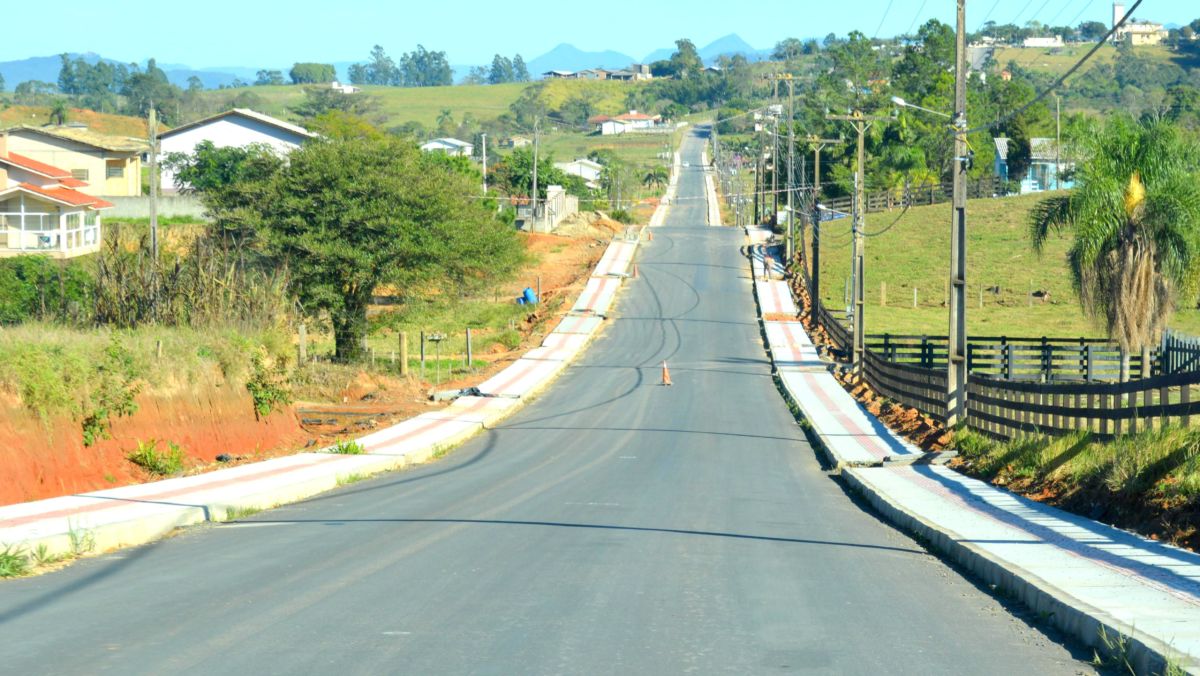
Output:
[
  {"xmin": 921, "ymin": 335, "xmax": 930, "ymax": 369},
  {"xmin": 883, "ymin": 333, "xmax": 892, "ymax": 361},
  {"xmin": 1086, "ymin": 345, "xmax": 1094, "ymax": 382},
  {"xmin": 420, "ymin": 331, "xmax": 427, "ymax": 380},
  {"xmin": 466, "ymin": 328, "xmax": 473, "ymax": 372},
  {"xmin": 1041, "ymin": 337, "xmax": 1051, "ymax": 383},
  {"xmin": 1004, "ymin": 343, "xmax": 1014, "ymax": 381},
  {"xmin": 400, "ymin": 332, "xmax": 409, "ymax": 376}
]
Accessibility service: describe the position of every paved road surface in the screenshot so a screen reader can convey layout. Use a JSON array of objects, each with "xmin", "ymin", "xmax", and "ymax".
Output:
[{"xmin": 0, "ymin": 129, "xmax": 1096, "ymax": 675}]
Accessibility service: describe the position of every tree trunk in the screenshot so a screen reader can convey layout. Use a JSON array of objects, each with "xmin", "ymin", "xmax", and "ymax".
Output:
[{"xmin": 333, "ymin": 295, "xmax": 370, "ymax": 363}]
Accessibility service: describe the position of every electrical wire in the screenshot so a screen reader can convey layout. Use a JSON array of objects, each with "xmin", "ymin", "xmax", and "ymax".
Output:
[
  {"xmin": 873, "ymin": 0, "xmax": 897, "ymax": 39},
  {"xmin": 1066, "ymin": 0, "xmax": 1095, "ymax": 28},
  {"xmin": 976, "ymin": 0, "xmax": 1002, "ymax": 31},
  {"xmin": 906, "ymin": 0, "xmax": 929, "ymax": 36},
  {"xmin": 1010, "ymin": 0, "xmax": 1037, "ymax": 26},
  {"xmin": 963, "ymin": 0, "xmax": 1143, "ymax": 136}
]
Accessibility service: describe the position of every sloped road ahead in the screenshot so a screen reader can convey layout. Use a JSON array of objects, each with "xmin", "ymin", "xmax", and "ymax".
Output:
[{"xmin": 0, "ymin": 129, "xmax": 1094, "ymax": 675}]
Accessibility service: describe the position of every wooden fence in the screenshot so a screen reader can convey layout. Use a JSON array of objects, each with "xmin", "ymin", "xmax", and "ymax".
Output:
[
  {"xmin": 967, "ymin": 370, "xmax": 1200, "ymax": 441},
  {"xmin": 822, "ymin": 176, "xmax": 1002, "ymax": 216},
  {"xmin": 863, "ymin": 348, "xmax": 948, "ymax": 422}
]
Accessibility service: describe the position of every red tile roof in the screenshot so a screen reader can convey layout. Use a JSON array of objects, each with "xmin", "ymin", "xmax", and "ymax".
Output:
[
  {"xmin": 0, "ymin": 152, "xmax": 72, "ymax": 179},
  {"xmin": 615, "ymin": 113, "xmax": 656, "ymax": 121},
  {"xmin": 14, "ymin": 183, "xmax": 112, "ymax": 209}
]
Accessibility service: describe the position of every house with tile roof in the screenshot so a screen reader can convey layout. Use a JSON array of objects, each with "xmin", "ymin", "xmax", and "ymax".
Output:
[
  {"xmin": 1, "ymin": 125, "xmax": 148, "ymax": 197},
  {"xmin": 0, "ymin": 131, "xmax": 113, "ymax": 258}
]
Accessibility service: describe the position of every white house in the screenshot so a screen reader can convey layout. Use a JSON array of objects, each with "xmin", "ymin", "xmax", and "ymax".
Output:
[
  {"xmin": 420, "ymin": 138, "xmax": 474, "ymax": 157},
  {"xmin": 330, "ymin": 81, "xmax": 361, "ymax": 94},
  {"xmin": 592, "ymin": 111, "xmax": 663, "ymax": 136},
  {"xmin": 1022, "ymin": 36, "xmax": 1064, "ymax": 48},
  {"xmin": 158, "ymin": 109, "xmax": 316, "ymax": 193},
  {"xmin": 554, "ymin": 158, "xmax": 604, "ymax": 188}
]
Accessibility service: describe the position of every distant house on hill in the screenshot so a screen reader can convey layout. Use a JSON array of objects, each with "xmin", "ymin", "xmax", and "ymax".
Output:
[
  {"xmin": 993, "ymin": 136, "xmax": 1076, "ymax": 194},
  {"xmin": 591, "ymin": 111, "xmax": 663, "ymax": 135},
  {"xmin": 1022, "ymin": 36, "xmax": 1064, "ymax": 48},
  {"xmin": 608, "ymin": 64, "xmax": 653, "ymax": 81},
  {"xmin": 158, "ymin": 108, "xmax": 316, "ymax": 193},
  {"xmin": 554, "ymin": 158, "xmax": 604, "ymax": 188},
  {"xmin": 330, "ymin": 81, "xmax": 361, "ymax": 94},
  {"xmin": 420, "ymin": 137, "xmax": 474, "ymax": 157},
  {"xmin": 542, "ymin": 70, "xmax": 576, "ymax": 80},
  {"xmin": 0, "ymin": 131, "xmax": 112, "ymax": 258},
  {"xmin": 0, "ymin": 125, "xmax": 147, "ymax": 197}
]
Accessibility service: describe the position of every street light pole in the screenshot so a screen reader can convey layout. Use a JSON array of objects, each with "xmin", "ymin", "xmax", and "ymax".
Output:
[
  {"xmin": 828, "ymin": 112, "xmax": 887, "ymax": 375},
  {"xmin": 948, "ymin": 0, "xmax": 969, "ymax": 427},
  {"xmin": 481, "ymin": 133, "xmax": 488, "ymax": 194},
  {"xmin": 807, "ymin": 136, "xmax": 839, "ymax": 322}
]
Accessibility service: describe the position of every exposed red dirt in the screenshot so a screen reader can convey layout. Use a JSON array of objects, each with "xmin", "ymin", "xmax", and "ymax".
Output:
[{"xmin": 1, "ymin": 231, "xmax": 604, "ymax": 506}]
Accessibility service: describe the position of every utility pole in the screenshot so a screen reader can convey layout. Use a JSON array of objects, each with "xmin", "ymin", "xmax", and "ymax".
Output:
[
  {"xmin": 807, "ymin": 136, "xmax": 839, "ymax": 318},
  {"xmin": 148, "ymin": 105, "xmax": 159, "ymax": 260},
  {"xmin": 531, "ymin": 116, "xmax": 540, "ymax": 231},
  {"xmin": 947, "ymin": 0, "xmax": 970, "ymax": 426},
  {"xmin": 481, "ymin": 133, "xmax": 488, "ymax": 194},
  {"xmin": 1055, "ymin": 95, "xmax": 1062, "ymax": 191},
  {"xmin": 786, "ymin": 76, "xmax": 796, "ymax": 262},
  {"xmin": 828, "ymin": 111, "xmax": 888, "ymax": 375},
  {"xmin": 771, "ymin": 76, "xmax": 780, "ymax": 228}
]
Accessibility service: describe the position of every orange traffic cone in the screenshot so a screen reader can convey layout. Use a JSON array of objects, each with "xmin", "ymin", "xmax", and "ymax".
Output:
[
  {"xmin": 661, "ymin": 361, "xmax": 673, "ymax": 386},
  {"xmin": 632, "ymin": 264, "xmax": 639, "ymax": 279},
  {"xmin": 648, "ymin": 230, "xmax": 654, "ymax": 241}
]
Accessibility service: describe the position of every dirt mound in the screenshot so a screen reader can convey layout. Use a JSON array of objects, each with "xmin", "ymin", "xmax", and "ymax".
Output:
[{"xmin": 554, "ymin": 211, "xmax": 626, "ymax": 239}]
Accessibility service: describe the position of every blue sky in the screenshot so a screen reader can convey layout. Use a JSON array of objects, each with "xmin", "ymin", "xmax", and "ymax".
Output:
[{"xmin": 1, "ymin": 0, "xmax": 1196, "ymax": 67}]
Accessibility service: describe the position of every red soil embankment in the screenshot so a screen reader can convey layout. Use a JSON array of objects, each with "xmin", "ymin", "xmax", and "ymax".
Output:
[{"xmin": 0, "ymin": 388, "xmax": 306, "ymax": 505}]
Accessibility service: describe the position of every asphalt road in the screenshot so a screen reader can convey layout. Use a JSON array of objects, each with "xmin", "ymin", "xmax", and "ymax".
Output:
[{"xmin": 0, "ymin": 129, "xmax": 1096, "ymax": 675}]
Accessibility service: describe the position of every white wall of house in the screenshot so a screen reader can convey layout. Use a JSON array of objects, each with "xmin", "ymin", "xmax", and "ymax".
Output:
[{"xmin": 160, "ymin": 116, "xmax": 310, "ymax": 192}]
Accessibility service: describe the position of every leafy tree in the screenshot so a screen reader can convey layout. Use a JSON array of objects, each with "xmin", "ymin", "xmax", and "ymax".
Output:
[
  {"xmin": 667, "ymin": 39, "xmax": 703, "ymax": 79},
  {"xmin": 290, "ymin": 86, "xmax": 379, "ymax": 120},
  {"xmin": 643, "ymin": 166, "xmax": 669, "ymax": 189},
  {"xmin": 347, "ymin": 63, "xmax": 368, "ymax": 85},
  {"xmin": 491, "ymin": 147, "xmax": 569, "ymax": 199},
  {"xmin": 13, "ymin": 80, "xmax": 58, "ymax": 106},
  {"xmin": 772, "ymin": 38, "xmax": 804, "ymax": 63},
  {"xmin": 289, "ymin": 63, "xmax": 336, "ymax": 84},
  {"xmin": 489, "ymin": 54, "xmax": 514, "ymax": 84},
  {"xmin": 365, "ymin": 45, "xmax": 399, "ymax": 86},
  {"xmin": 399, "ymin": 45, "xmax": 452, "ymax": 87},
  {"xmin": 253, "ymin": 137, "xmax": 523, "ymax": 361},
  {"xmin": 462, "ymin": 66, "xmax": 488, "ymax": 85},
  {"xmin": 187, "ymin": 76, "xmax": 204, "ymax": 92},
  {"xmin": 1030, "ymin": 117, "xmax": 1200, "ymax": 375},
  {"xmin": 255, "ymin": 70, "xmax": 285, "ymax": 86},
  {"xmin": 0, "ymin": 72, "xmax": 5, "ymax": 93},
  {"xmin": 512, "ymin": 54, "xmax": 530, "ymax": 83},
  {"xmin": 122, "ymin": 59, "xmax": 181, "ymax": 121},
  {"xmin": 1078, "ymin": 21, "xmax": 1109, "ymax": 41}
]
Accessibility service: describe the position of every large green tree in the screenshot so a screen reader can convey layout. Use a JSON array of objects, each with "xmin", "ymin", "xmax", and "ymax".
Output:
[
  {"xmin": 1031, "ymin": 117, "xmax": 1200, "ymax": 375},
  {"xmin": 256, "ymin": 138, "xmax": 522, "ymax": 361}
]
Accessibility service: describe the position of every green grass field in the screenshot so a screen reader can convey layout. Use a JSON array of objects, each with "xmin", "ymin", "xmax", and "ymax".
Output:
[
  {"xmin": 201, "ymin": 79, "xmax": 646, "ymax": 131},
  {"xmin": 990, "ymin": 43, "xmax": 1177, "ymax": 75},
  {"xmin": 807, "ymin": 192, "xmax": 1200, "ymax": 339}
]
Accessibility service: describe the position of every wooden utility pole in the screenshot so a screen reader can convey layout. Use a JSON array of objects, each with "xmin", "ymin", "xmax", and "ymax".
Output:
[
  {"xmin": 947, "ymin": 0, "xmax": 970, "ymax": 426},
  {"xmin": 481, "ymin": 133, "xmax": 488, "ymax": 194},
  {"xmin": 807, "ymin": 135, "xmax": 839, "ymax": 316},
  {"xmin": 148, "ymin": 106, "xmax": 159, "ymax": 260},
  {"xmin": 827, "ymin": 112, "xmax": 888, "ymax": 375},
  {"xmin": 786, "ymin": 77, "xmax": 796, "ymax": 262},
  {"xmin": 531, "ymin": 116, "xmax": 540, "ymax": 230}
]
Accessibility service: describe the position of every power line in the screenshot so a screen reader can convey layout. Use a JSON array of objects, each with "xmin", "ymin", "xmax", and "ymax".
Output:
[
  {"xmin": 1066, "ymin": 0, "xmax": 1095, "ymax": 28},
  {"xmin": 1010, "ymin": 0, "xmax": 1037, "ymax": 26},
  {"xmin": 1026, "ymin": 0, "xmax": 1055, "ymax": 26},
  {"xmin": 976, "ymin": 0, "xmax": 1002, "ymax": 31},
  {"xmin": 907, "ymin": 0, "xmax": 929, "ymax": 35},
  {"xmin": 964, "ymin": 0, "xmax": 1144, "ymax": 136},
  {"xmin": 873, "ymin": 0, "xmax": 896, "ymax": 39}
]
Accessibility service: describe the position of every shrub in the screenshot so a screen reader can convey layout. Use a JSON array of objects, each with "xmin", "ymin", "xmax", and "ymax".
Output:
[
  {"xmin": 246, "ymin": 347, "xmax": 292, "ymax": 420},
  {"xmin": 81, "ymin": 337, "xmax": 143, "ymax": 446},
  {"xmin": 126, "ymin": 439, "xmax": 187, "ymax": 476},
  {"xmin": 0, "ymin": 545, "xmax": 30, "ymax": 578},
  {"xmin": 330, "ymin": 440, "xmax": 366, "ymax": 455}
]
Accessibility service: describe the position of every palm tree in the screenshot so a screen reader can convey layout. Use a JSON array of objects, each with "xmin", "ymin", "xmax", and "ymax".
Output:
[
  {"xmin": 436, "ymin": 108, "xmax": 454, "ymax": 134},
  {"xmin": 48, "ymin": 99, "xmax": 70, "ymax": 126},
  {"xmin": 1030, "ymin": 116, "xmax": 1200, "ymax": 379},
  {"xmin": 643, "ymin": 166, "xmax": 669, "ymax": 190}
]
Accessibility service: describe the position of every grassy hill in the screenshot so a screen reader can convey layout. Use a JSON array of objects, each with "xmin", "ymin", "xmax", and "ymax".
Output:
[
  {"xmin": 989, "ymin": 43, "xmax": 1182, "ymax": 76},
  {"xmin": 810, "ymin": 192, "xmax": 1200, "ymax": 338},
  {"xmin": 198, "ymin": 80, "xmax": 645, "ymax": 131},
  {"xmin": 0, "ymin": 105, "xmax": 148, "ymax": 137}
]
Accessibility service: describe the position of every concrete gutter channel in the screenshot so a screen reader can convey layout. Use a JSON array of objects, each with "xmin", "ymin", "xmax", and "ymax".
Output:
[
  {"xmin": 0, "ymin": 191, "xmax": 674, "ymax": 571},
  {"xmin": 744, "ymin": 231, "xmax": 1200, "ymax": 674}
]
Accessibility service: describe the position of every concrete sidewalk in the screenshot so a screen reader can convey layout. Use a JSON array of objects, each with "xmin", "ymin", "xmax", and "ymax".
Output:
[{"xmin": 744, "ymin": 236, "xmax": 1200, "ymax": 673}]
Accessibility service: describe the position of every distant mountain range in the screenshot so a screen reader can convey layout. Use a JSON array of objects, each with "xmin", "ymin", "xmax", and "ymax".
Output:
[{"xmin": 0, "ymin": 34, "xmax": 770, "ymax": 93}]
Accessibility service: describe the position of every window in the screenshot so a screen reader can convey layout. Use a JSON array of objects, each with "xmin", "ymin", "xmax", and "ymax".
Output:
[
  {"xmin": 105, "ymin": 161, "xmax": 125, "ymax": 179},
  {"xmin": 71, "ymin": 169, "xmax": 89, "ymax": 181}
]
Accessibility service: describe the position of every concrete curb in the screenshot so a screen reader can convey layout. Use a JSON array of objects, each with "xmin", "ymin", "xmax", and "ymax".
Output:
[{"xmin": 841, "ymin": 468, "xmax": 1199, "ymax": 675}]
